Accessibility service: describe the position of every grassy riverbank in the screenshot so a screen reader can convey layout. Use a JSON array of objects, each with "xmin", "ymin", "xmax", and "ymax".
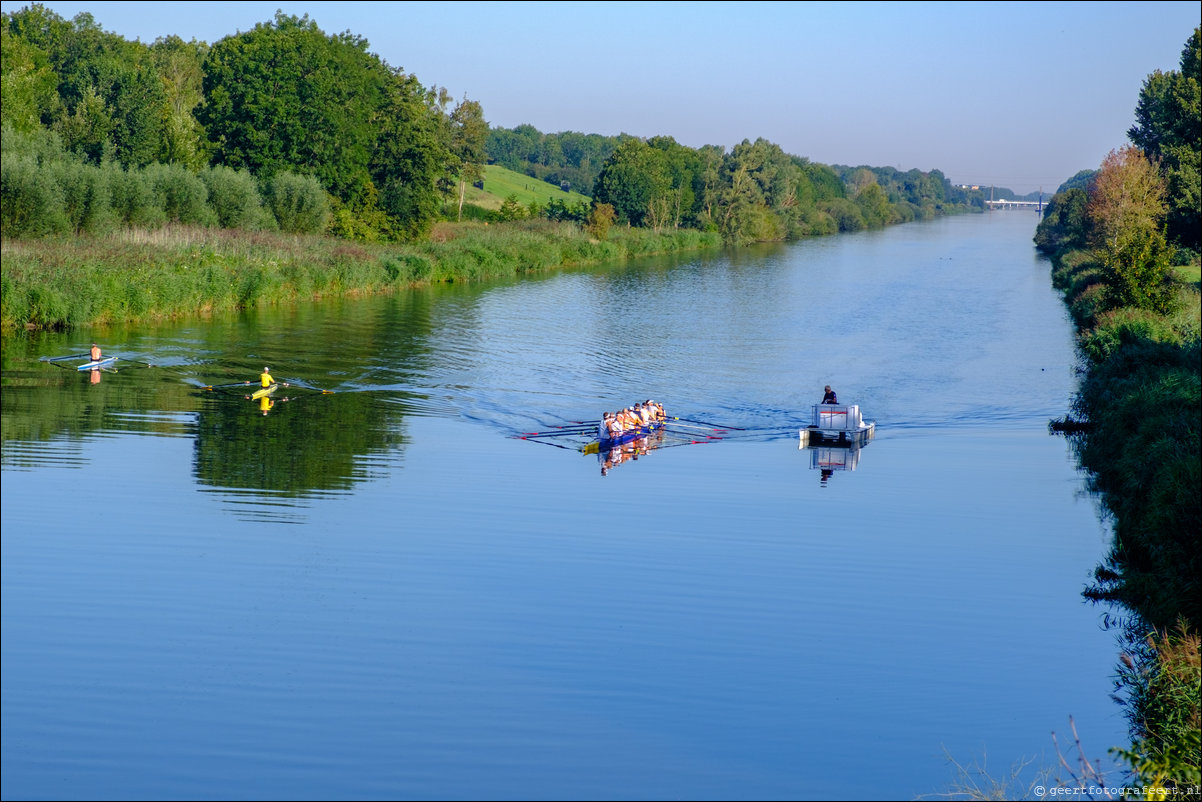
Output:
[
  {"xmin": 1049, "ymin": 247, "xmax": 1201, "ymax": 791},
  {"xmin": 0, "ymin": 221, "xmax": 722, "ymax": 331}
]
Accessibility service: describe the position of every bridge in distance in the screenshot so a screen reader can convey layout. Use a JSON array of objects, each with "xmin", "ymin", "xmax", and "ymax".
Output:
[{"xmin": 984, "ymin": 199, "xmax": 1044, "ymax": 210}]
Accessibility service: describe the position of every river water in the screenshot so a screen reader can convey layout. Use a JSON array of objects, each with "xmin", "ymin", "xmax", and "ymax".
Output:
[{"xmin": 1, "ymin": 212, "xmax": 1126, "ymax": 800}]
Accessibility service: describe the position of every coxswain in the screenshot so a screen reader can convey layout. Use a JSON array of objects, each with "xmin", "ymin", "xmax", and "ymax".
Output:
[
  {"xmin": 89, "ymin": 343, "xmax": 102, "ymax": 361},
  {"xmin": 260, "ymin": 366, "xmax": 274, "ymax": 388}
]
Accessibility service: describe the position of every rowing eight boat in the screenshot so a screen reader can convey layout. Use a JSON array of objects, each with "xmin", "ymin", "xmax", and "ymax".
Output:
[{"xmin": 595, "ymin": 420, "xmax": 664, "ymax": 450}]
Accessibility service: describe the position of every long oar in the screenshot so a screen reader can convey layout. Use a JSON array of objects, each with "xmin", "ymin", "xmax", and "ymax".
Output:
[
  {"xmin": 523, "ymin": 437, "xmax": 578, "ymax": 450},
  {"xmin": 517, "ymin": 424, "xmax": 596, "ymax": 437},
  {"xmin": 665, "ymin": 415, "xmax": 746, "ymax": 430},
  {"xmin": 41, "ymin": 353, "xmax": 90, "ymax": 363},
  {"xmin": 515, "ymin": 430, "xmax": 592, "ymax": 440},
  {"xmin": 284, "ymin": 380, "xmax": 335, "ymax": 395},
  {"xmin": 663, "ymin": 420, "xmax": 729, "ymax": 433},
  {"xmin": 200, "ymin": 380, "xmax": 255, "ymax": 391}
]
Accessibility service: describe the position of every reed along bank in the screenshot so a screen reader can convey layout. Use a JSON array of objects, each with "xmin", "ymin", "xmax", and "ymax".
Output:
[{"xmin": 0, "ymin": 221, "xmax": 722, "ymax": 332}]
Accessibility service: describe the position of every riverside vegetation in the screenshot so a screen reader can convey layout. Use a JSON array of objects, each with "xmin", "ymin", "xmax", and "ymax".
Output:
[
  {"xmin": 2, "ymin": 6, "xmax": 993, "ymax": 332},
  {"xmin": 1035, "ymin": 26, "xmax": 1200, "ymax": 798},
  {"xmin": 0, "ymin": 220, "xmax": 719, "ymax": 331}
]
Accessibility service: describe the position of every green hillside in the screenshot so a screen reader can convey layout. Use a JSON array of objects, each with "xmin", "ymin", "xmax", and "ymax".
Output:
[{"xmin": 462, "ymin": 165, "xmax": 592, "ymax": 211}]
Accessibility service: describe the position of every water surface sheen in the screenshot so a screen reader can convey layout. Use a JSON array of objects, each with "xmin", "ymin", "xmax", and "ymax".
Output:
[{"xmin": 1, "ymin": 212, "xmax": 1124, "ymax": 800}]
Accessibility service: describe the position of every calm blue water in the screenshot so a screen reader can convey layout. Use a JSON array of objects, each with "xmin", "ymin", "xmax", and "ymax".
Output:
[{"xmin": 2, "ymin": 212, "xmax": 1126, "ymax": 800}]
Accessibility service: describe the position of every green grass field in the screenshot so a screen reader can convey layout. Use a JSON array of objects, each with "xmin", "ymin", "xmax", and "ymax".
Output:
[
  {"xmin": 460, "ymin": 164, "xmax": 592, "ymax": 211},
  {"xmin": 1174, "ymin": 260, "xmax": 1201, "ymax": 288}
]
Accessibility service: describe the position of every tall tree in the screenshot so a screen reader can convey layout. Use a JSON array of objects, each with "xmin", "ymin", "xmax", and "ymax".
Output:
[
  {"xmin": 371, "ymin": 68, "xmax": 450, "ymax": 240},
  {"xmin": 200, "ymin": 12, "xmax": 384, "ymax": 203},
  {"xmin": 4, "ymin": 6, "xmax": 168, "ymax": 166},
  {"xmin": 149, "ymin": 35, "xmax": 208, "ymax": 168},
  {"xmin": 1127, "ymin": 27, "xmax": 1200, "ymax": 250},
  {"xmin": 0, "ymin": 26, "xmax": 60, "ymax": 133},
  {"xmin": 1088, "ymin": 146, "xmax": 1173, "ymax": 312},
  {"xmin": 593, "ymin": 138, "xmax": 670, "ymax": 227},
  {"xmin": 448, "ymin": 97, "xmax": 488, "ymax": 222}
]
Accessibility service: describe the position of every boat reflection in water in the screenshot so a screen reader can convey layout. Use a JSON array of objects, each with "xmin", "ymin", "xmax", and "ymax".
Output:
[
  {"xmin": 596, "ymin": 425, "xmax": 666, "ymax": 476},
  {"xmin": 806, "ymin": 442, "xmax": 870, "ymax": 486},
  {"xmin": 798, "ymin": 403, "xmax": 875, "ymax": 486}
]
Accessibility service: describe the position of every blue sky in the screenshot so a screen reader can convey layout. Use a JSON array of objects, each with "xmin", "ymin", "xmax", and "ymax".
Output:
[{"xmin": 3, "ymin": 1, "xmax": 1198, "ymax": 194}]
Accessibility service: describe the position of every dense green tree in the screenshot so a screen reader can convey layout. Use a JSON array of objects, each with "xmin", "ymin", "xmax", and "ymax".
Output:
[
  {"xmin": 449, "ymin": 97, "xmax": 488, "ymax": 222},
  {"xmin": 1034, "ymin": 187, "xmax": 1091, "ymax": 254},
  {"xmin": 371, "ymin": 68, "xmax": 450, "ymax": 240},
  {"xmin": 1058, "ymin": 169, "xmax": 1097, "ymax": 194},
  {"xmin": 593, "ymin": 138, "xmax": 670, "ymax": 227},
  {"xmin": 4, "ymin": 5, "xmax": 168, "ymax": 167},
  {"xmin": 802, "ymin": 161, "xmax": 846, "ymax": 202},
  {"xmin": 1128, "ymin": 26, "xmax": 1201, "ymax": 250},
  {"xmin": 855, "ymin": 182, "xmax": 892, "ymax": 228},
  {"xmin": 149, "ymin": 35, "xmax": 209, "ymax": 169},
  {"xmin": 200, "ymin": 13, "xmax": 384, "ymax": 203},
  {"xmin": 645, "ymin": 135, "xmax": 705, "ymax": 229},
  {"xmin": 0, "ymin": 26, "xmax": 59, "ymax": 133},
  {"xmin": 713, "ymin": 141, "xmax": 771, "ymax": 243}
]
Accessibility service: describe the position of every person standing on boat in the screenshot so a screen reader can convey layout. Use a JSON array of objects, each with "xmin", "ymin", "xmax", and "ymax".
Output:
[
  {"xmin": 822, "ymin": 385, "xmax": 838, "ymax": 405},
  {"xmin": 89, "ymin": 343, "xmax": 102, "ymax": 361},
  {"xmin": 260, "ymin": 367, "xmax": 274, "ymax": 388}
]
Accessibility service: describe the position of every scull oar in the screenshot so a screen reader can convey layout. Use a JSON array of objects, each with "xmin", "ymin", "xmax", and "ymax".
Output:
[
  {"xmin": 664, "ymin": 416, "xmax": 746, "ymax": 430},
  {"xmin": 516, "ymin": 431, "xmax": 593, "ymax": 440},
  {"xmin": 41, "ymin": 353, "xmax": 90, "ymax": 363},
  {"xmin": 200, "ymin": 380, "xmax": 255, "ymax": 391},
  {"xmin": 662, "ymin": 421, "xmax": 729, "ymax": 433},
  {"xmin": 523, "ymin": 437, "xmax": 578, "ymax": 450}
]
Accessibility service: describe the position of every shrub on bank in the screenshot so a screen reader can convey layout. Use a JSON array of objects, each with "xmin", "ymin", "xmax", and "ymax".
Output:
[
  {"xmin": 263, "ymin": 171, "xmax": 329, "ymax": 234},
  {"xmin": 1, "ymin": 154, "xmax": 68, "ymax": 238},
  {"xmin": 202, "ymin": 166, "xmax": 272, "ymax": 231}
]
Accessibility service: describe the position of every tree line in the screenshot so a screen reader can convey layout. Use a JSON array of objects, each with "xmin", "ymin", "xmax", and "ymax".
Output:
[
  {"xmin": 491, "ymin": 125, "xmax": 992, "ymax": 243},
  {"xmin": 1, "ymin": 4, "xmax": 997, "ymax": 246},
  {"xmin": 1036, "ymin": 26, "xmax": 1200, "ymax": 793},
  {"xmin": 1, "ymin": 6, "xmax": 485, "ymax": 241}
]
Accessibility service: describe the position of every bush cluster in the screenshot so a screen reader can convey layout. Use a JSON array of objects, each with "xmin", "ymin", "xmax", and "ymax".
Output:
[{"xmin": 1, "ymin": 127, "xmax": 329, "ymax": 239}]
